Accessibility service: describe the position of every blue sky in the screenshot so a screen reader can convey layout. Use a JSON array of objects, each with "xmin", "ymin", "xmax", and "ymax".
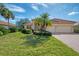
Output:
[{"xmin": 0, "ymin": 3, "xmax": 79, "ymax": 24}]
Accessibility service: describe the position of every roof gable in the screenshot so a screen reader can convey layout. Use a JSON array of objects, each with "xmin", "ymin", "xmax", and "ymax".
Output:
[{"xmin": 52, "ymin": 18, "xmax": 76, "ymax": 24}]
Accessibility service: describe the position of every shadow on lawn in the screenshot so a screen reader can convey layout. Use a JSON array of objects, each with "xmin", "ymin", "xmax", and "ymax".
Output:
[{"xmin": 21, "ymin": 35, "xmax": 50, "ymax": 47}]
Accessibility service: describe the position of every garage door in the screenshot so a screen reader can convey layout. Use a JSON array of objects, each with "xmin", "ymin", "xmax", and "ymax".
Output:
[
  {"xmin": 55, "ymin": 26, "xmax": 73, "ymax": 33},
  {"xmin": 47, "ymin": 26, "xmax": 73, "ymax": 34}
]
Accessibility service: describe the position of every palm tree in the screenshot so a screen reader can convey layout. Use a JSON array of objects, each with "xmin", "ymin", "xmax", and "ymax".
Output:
[
  {"xmin": 33, "ymin": 13, "xmax": 52, "ymax": 31},
  {"xmin": 0, "ymin": 4, "xmax": 5, "ymax": 11},
  {"xmin": 0, "ymin": 4, "xmax": 14, "ymax": 28},
  {"xmin": 32, "ymin": 17, "xmax": 42, "ymax": 30},
  {"xmin": 40, "ymin": 13, "xmax": 52, "ymax": 31}
]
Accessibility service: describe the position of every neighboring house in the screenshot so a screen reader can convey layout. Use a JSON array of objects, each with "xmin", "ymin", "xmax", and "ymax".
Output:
[
  {"xmin": 24, "ymin": 22, "xmax": 32, "ymax": 29},
  {"xmin": 0, "ymin": 21, "xmax": 16, "ymax": 28},
  {"xmin": 46, "ymin": 18, "xmax": 76, "ymax": 34}
]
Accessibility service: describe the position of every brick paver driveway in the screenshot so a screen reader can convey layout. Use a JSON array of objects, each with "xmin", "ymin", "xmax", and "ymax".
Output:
[{"xmin": 53, "ymin": 34, "xmax": 79, "ymax": 53}]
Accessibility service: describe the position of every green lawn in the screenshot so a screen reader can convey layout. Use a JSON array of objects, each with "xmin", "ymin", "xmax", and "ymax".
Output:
[{"xmin": 0, "ymin": 32, "xmax": 79, "ymax": 56}]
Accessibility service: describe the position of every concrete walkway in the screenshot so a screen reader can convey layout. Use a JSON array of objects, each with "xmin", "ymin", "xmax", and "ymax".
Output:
[{"xmin": 53, "ymin": 34, "xmax": 79, "ymax": 53}]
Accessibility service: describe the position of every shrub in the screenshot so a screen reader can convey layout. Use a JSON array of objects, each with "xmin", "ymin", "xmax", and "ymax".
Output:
[
  {"xmin": 0, "ymin": 25, "xmax": 5, "ymax": 31},
  {"xmin": 18, "ymin": 28, "xmax": 22, "ymax": 31},
  {"xmin": 2, "ymin": 29, "xmax": 10, "ymax": 35},
  {"xmin": 74, "ymin": 26, "xmax": 79, "ymax": 33},
  {"xmin": 44, "ymin": 31, "xmax": 52, "ymax": 36},
  {"xmin": 0, "ymin": 31, "xmax": 3, "ymax": 36},
  {"xmin": 0, "ymin": 26, "xmax": 10, "ymax": 35},
  {"xmin": 33, "ymin": 30, "xmax": 52, "ymax": 36},
  {"xmin": 21, "ymin": 29, "xmax": 32, "ymax": 34},
  {"xmin": 74, "ymin": 29, "xmax": 79, "ymax": 33},
  {"xmin": 9, "ymin": 27, "xmax": 18, "ymax": 33}
]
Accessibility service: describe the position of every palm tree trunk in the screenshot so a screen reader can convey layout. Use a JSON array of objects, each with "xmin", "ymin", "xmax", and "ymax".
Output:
[{"xmin": 7, "ymin": 19, "xmax": 9, "ymax": 29}]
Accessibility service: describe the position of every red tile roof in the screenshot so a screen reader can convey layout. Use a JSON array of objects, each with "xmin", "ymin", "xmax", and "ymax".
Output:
[
  {"xmin": 24, "ymin": 22, "xmax": 33, "ymax": 26},
  {"xmin": 52, "ymin": 18, "xmax": 76, "ymax": 24},
  {"xmin": 0, "ymin": 21, "xmax": 16, "ymax": 27}
]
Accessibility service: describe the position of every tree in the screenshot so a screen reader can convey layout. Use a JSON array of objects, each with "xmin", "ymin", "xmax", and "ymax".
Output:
[
  {"xmin": 0, "ymin": 4, "xmax": 14, "ymax": 28},
  {"xmin": 0, "ymin": 4, "xmax": 5, "ymax": 11},
  {"xmin": 17, "ymin": 18, "xmax": 30, "ymax": 29},
  {"xmin": 33, "ymin": 13, "xmax": 52, "ymax": 31},
  {"xmin": 32, "ymin": 17, "xmax": 42, "ymax": 30},
  {"xmin": 40, "ymin": 13, "xmax": 52, "ymax": 30}
]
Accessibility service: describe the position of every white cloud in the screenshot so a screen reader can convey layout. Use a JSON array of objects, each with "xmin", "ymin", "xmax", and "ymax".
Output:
[
  {"xmin": 32, "ymin": 5, "xmax": 39, "ymax": 11},
  {"xmin": 15, "ymin": 16, "xmax": 26, "ymax": 19},
  {"xmin": 5, "ymin": 4, "xmax": 26, "ymax": 12},
  {"xmin": 39, "ymin": 3, "xmax": 48, "ymax": 8},
  {"xmin": 49, "ymin": 16, "xmax": 55, "ymax": 19},
  {"xmin": 31, "ymin": 3, "xmax": 48, "ymax": 11},
  {"xmin": 10, "ymin": 20, "xmax": 16, "ymax": 24},
  {"xmin": 68, "ymin": 11, "xmax": 79, "ymax": 16}
]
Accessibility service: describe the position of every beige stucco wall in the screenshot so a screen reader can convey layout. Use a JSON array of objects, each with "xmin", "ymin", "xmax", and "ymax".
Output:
[{"xmin": 46, "ymin": 24, "xmax": 74, "ymax": 33}]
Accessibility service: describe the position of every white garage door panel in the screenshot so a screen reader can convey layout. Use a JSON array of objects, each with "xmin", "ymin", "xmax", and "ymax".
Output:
[
  {"xmin": 55, "ymin": 26, "xmax": 72, "ymax": 33},
  {"xmin": 46, "ymin": 27, "xmax": 55, "ymax": 33}
]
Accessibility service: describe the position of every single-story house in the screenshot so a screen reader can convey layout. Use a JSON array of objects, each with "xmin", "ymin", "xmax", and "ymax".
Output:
[
  {"xmin": 0, "ymin": 21, "xmax": 16, "ymax": 28},
  {"xmin": 24, "ymin": 18, "xmax": 77, "ymax": 34},
  {"xmin": 24, "ymin": 22, "xmax": 32, "ymax": 29},
  {"xmin": 46, "ymin": 18, "xmax": 76, "ymax": 34}
]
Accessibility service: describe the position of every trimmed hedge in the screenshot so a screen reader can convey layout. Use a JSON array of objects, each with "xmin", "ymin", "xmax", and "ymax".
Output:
[
  {"xmin": 9, "ymin": 27, "xmax": 18, "ymax": 33},
  {"xmin": 21, "ymin": 29, "xmax": 32, "ymax": 34},
  {"xmin": 33, "ymin": 30, "xmax": 52, "ymax": 36}
]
